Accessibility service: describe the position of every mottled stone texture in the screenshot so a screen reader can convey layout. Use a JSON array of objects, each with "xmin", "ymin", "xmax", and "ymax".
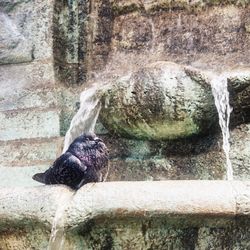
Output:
[
  {"xmin": 0, "ymin": 1, "xmax": 250, "ymax": 248},
  {"xmin": 86, "ymin": 1, "xmax": 250, "ymax": 73},
  {"xmin": 0, "ymin": 0, "xmax": 61, "ymax": 175},
  {"xmin": 100, "ymin": 62, "xmax": 217, "ymax": 140},
  {"xmin": 1, "ymin": 182, "xmax": 250, "ymax": 249},
  {"xmin": 0, "ymin": 0, "xmax": 250, "ymax": 182}
]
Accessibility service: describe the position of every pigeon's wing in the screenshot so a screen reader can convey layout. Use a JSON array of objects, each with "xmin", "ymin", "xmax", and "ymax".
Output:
[
  {"xmin": 32, "ymin": 152, "xmax": 72, "ymax": 184},
  {"xmin": 32, "ymin": 153, "xmax": 87, "ymax": 189}
]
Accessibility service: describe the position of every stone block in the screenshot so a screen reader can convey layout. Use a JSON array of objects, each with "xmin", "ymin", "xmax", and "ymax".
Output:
[
  {"xmin": 0, "ymin": 13, "xmax": 33, "ymax": 65},
  {"xmin": 0, "ymin": 87, "xmax": 58, "ymax": 112},
  {"xmin": 0, "ymin": 62, "xmax": 55, "ymax": 100},
  {"xmin": 0, "ymin": 0, "xmax": 55, "ymax": 64},
  {"xmin": 0, "ymin": 166, "xmax": 50, "ymax": 187},
  {"xmin": 0, "ymin": 181, "xmax": 250, "ymax": 249},
  {"xmin": 0, "ymin": 137, "xmax": 63, "ymax": 166},
  {"xmin": 0, "ymin": 109, "xmax": 60, "ymax": 140},
  {"xmin": 100, "ymin": 61, "xmax": 217, "ymax": 140}
]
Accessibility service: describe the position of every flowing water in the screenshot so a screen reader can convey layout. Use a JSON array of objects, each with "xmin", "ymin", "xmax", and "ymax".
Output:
[
  {"xmin": 63, "ymin": 85, "xmax": 103, "ymax": 152},
  {"xmin": 211, "ymin": 75, "xmax": 233, "ymax": 180},
  {"xmin": 47, "ymin": 191, "xmax": 74, "ymax": 250},
  {"xmin": 48, "ymin": 82, "xmax": 109, "ymax": 249}
]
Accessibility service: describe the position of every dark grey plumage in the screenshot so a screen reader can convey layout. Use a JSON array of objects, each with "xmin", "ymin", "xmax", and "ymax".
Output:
[{"xmin": 32, "ymin": 133, "xmax": 109, "ymax": 189}]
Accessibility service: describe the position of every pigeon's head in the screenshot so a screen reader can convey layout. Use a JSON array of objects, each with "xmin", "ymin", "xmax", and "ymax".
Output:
[
  {"xmin": 79, "ymin": 132, "xmax": 98, "ymax": 141},
  {"xmin": 67, "ymin": 132, "xmax": 107, "ymax": 157}
]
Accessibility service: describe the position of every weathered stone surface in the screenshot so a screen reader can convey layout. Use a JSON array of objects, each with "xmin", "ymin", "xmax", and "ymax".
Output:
[
  {"xmin": 0, "ymin": 109, "xmax": 60, "ymax": 140},
  {"xmin": 227, "ymin": 68, "xmax": 250, "ymax": 124},
  {"xmin": 0, "ymin": 87, "xmax": 57, "ymax": 112},
  {"xmin": 0, "ymin": 62, "xmax": 56, "ymax": 99},
  {"xmin": 111, "ymin": 0, "xmax": 141, "ymax": 16},
  {"xmin": 0, "ymin": 181, "xmax": 241, "ymax": 227},
  {"xmin": 1, "ymin": 182, "xmax": 250, "ymax": 249},
  {"xmin": 141, "ymin": 0, "xmax": 249, "ymax": 12},
  {"xmin": 0, "ymin": 0, "xmax": 250, "ymax": 247},
  {"xmin": 230, "ymin": 124, "xmax": 250, "ymax": 180},
  {"xmin": 112, "ymin": 13, "xmax": 153, "ymax": 51},
  {"xmin": 101, "ymin": 0, "xmax": 249, "ymax": 17},
  {"xmin": 0, "ymin": 0, "xmax": 55, "ymax": 63},
  {"xmin": 53, "ymin": 0, "xmax": 89, "ymax": 84},
  {"xmin": 0, "ymin": 166, "xmax": 50, "ymax": 187},
  {"xmin": 0, "ymin": 137, "xmax": 62, "ymax": 166},
  {"xmin": 81, "ymin": 3, "xmax": 250, "ymax": 75},
  {"xmin": 0, "ymin": 13, "xmax": 33, "ymax": 65},
  {"xmin": 100, "ymin": 61, "xmax": 217, "ymax": 140}
]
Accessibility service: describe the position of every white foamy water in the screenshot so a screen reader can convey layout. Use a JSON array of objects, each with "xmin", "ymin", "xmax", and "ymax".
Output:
[
  {"xmin": 63, "ymin": 85, "xmax": 102, "ymax": 152},
  {"xmin": 211, "ymin": 75, "xmax": 233, "ymax": 180},
  {"xmin": 47, "ymin": 191, "xmax": 74, "ymax": 250}
]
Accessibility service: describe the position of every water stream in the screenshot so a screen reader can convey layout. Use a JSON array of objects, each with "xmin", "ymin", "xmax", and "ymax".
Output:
[
  {"xmin": 63, "ymin": 85, "xmax": 102, "ymax": 152},
  {"xmin": 211, "ymin": 75, "xmax": 233, "ymax": 180},
  {"xmin": 47, "ymin": 82, "xmax": 110, "ymax": 249},
  {"xmin": 47, "ymin": 191, "xmax": 74, "ymax": 250}
]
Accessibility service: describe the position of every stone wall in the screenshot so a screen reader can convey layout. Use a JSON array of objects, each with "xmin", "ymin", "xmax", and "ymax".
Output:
[
  {"xmin": 0, "ymin": 0, "xmax": 62, "ymax": 183},
  {"xmin": 1, "ymin": 1, "xmax": 250, "ymax": 249},
  {"xmin": 0, "ymin": 0, "xmax": 250, "ymax": 183}
]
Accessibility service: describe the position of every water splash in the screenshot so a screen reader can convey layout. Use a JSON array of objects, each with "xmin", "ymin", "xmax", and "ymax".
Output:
[
  {"xmin": 63, "ymin": 85, "xmax": 102, "ymax": 152},
  {"xmin": 211, "ymin": 75, "xmax": 233, "ymax": 180},
  {"xmin": 48, "ymin": 191, "xmax": 74, "ymax": 250}
]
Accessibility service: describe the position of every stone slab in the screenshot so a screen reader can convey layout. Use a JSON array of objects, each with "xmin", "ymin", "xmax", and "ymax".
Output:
[
  {"xmin": 0, "ymin": 0, "xmax": 55, "ymax": 64},
  {"xmin": 0, "ymin": 165, "xmax": 50, "ymax": 188},
  {"xmin": 1, "ymin": 181, "xmax": 250, "ymax": 230},
  {"xmin": 0, "ymin": 137, "xmax": 62, "ymax": 166},
  {"xmin": 0, "ymin": 109, "xmax": 60, "ymax": 140},
  {"xmin": 0, "ymin": 62, "xmax": 55, "ymax": 99},
  {"xmin": 0, "ymin": 87, "xmax": 58, "ymax": 112},
  {"xmin": 0, "ymin": 181, "xmax": 250, "ymax": 249}
]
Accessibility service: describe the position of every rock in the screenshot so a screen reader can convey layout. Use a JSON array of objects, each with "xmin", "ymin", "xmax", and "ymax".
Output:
[
  {"xmin": 0, "ymin": 0, "xmax": 55, "ymax": 63},
  {"xmin": 0, "ymin": 13, "xmax": 33, "ymax": 64},
  {"xmin": 230, "ymin": 124, "xmax": 250, "ymax": 180},
  {"xmin": 226, "ymin": 67, "xmax": 250, "ymax": 125},
  {"xmin": 111, "ymin": 0, "xmax": 141, "ymax": 16},
  {"xmin": 112, "ymin": 13, "xmax": 153, "ymax": 51},
  {"xmin": 100, "ymin": 61, "xmax": 217, "ymax": 140}
]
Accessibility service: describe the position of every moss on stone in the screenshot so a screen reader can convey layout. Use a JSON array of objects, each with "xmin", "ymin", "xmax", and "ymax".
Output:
[
  {"xmin": 112, "ymin": 2, "xmax": 141, "ymax": 16},
  {"xmin": 102, "ymin": 116, "xmax": 200, "ymax": 140},
  {"xmin": 100, "ymin": 61, "xmax": 217, "ymax": 140},
  {"xmin": 111, "ymin": 0, "xmax": 249, "ymax": 15}
]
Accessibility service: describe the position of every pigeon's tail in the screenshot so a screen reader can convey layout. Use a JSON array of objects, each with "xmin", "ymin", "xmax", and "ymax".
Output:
[{"xmin": 32, "ymin": 173, "xmax": 46, "ymax": 184}]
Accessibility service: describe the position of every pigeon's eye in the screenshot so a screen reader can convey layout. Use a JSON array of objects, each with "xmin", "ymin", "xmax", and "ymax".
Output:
[{"xmin": 95, "ymin": 138, "xmax": 103, "ymax": 143}]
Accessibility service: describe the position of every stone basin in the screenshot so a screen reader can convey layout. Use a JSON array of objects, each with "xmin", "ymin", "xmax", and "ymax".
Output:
[
  {"xmin": 1, "ymin": 181, "xmax": 250, "ymax": 249},
  {"xmin": 1, "ymin": 1, "xmax": 250, "ymax": 249}
]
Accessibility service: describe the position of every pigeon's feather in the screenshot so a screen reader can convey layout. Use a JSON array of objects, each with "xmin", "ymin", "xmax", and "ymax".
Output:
[{"xmin": 32, "ymin": 133, "xmax": 108, "ymax": 189}]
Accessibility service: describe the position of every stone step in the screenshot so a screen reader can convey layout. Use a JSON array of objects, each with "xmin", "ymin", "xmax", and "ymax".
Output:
[
  {"xmin": 0, "ymin": 137, "xmax": 63, "ymax": 166},
  {"xmin": 0, "ymin": 62, "xmax": 55, "ymax": 98},
  {"xmin": 0, "ymin": 165, "xmax": 49, "ymax": 187},
  {"xmin": 0, "ymin": 87, "xmax": 58, "ymax": 112},
  {"xmin": 0, "ymin": 108, "xmax": 60, "ymax": 141}
]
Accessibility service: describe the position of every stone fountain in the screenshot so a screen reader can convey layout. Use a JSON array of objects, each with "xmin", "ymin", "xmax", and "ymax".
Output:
[{"xmin": 0, "ymin": 0, "xmax": 250, "ymax": 249}]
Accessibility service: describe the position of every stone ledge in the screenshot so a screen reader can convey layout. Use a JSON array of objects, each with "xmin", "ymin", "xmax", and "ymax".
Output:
[
  {"xmin": 0, "ymin": 137, "xmax": 62, "ymax": 166},
  {"xmin": 0, "ymin": 109, "xmax": 60, "ymax": 141},
  {"xmin": 0, "ymin": 181, "xmax": 250, "ymax": 231}
]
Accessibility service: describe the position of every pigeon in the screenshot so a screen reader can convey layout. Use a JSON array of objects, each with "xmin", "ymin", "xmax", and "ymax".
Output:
[{"xmin": 32, "ymin": 133, "xmax": 109, "ymax": 190}]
